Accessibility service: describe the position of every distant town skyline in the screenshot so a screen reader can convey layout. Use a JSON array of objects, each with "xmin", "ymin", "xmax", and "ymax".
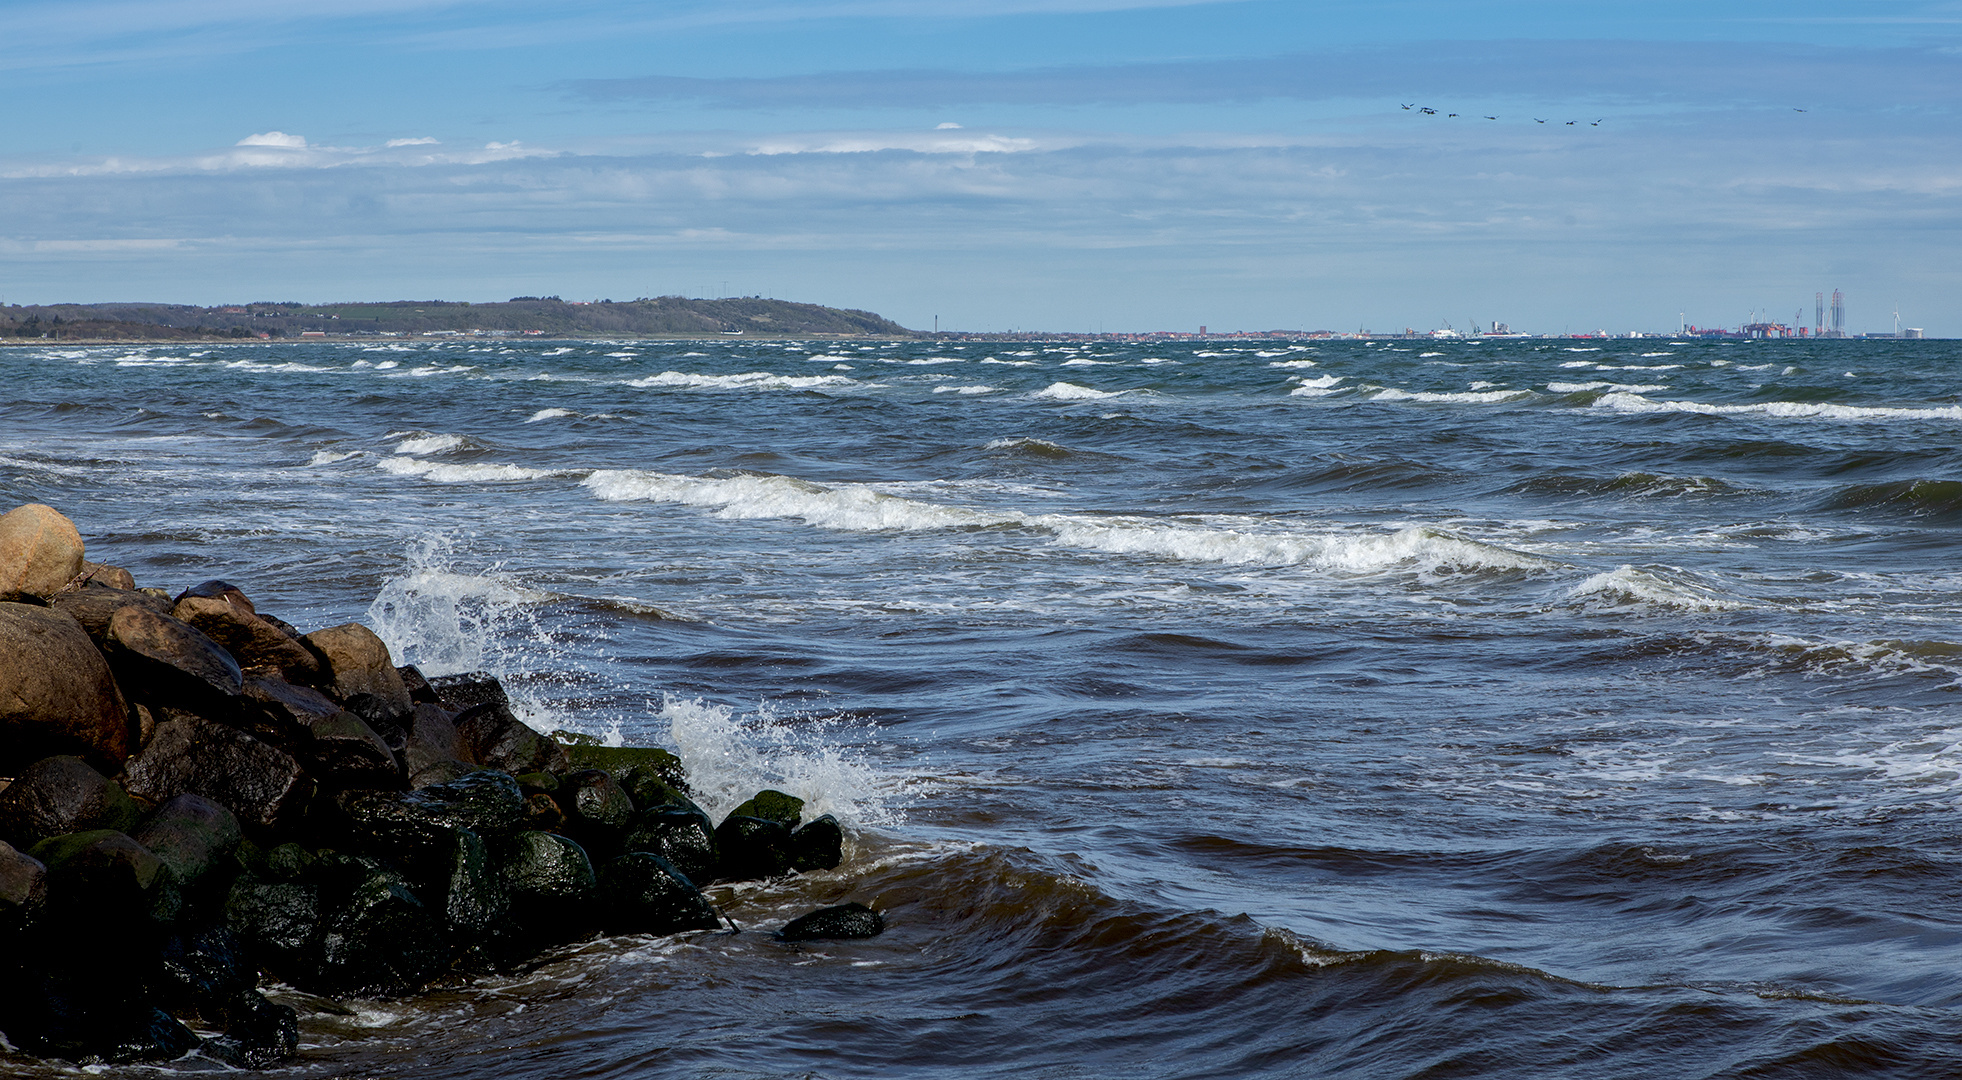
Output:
[{"xmin": 2, "ymin": 1, "xmax": 1957, "ymax": 336}]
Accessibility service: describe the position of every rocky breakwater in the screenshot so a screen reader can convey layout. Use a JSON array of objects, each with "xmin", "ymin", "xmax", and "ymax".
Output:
[{"xmin": 0, "ymin": 503, "xmax": 883, "ymax": 1068}]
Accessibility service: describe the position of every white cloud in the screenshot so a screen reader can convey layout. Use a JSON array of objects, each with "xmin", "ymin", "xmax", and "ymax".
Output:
[
  {"xmin": 936, "ymin": 122, "xmax": 964, "ymax": 129},
  {"xmin": 386, "ymin": 136, "xmax": 441, "ymax": 147},
  {"xmin": 237, "ymin": 131, "xmax": 306, "ymax": 148}
]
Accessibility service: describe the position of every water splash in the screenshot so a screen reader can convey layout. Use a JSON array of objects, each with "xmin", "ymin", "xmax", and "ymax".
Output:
[{"xmin": 660, "ymin": 695, "xmax": 921, "ymax": 830}]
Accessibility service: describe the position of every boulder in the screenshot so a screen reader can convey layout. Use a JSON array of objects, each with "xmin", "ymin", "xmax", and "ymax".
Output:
[
  {"xmin": 79, "ymin": 561, "xmax": 137, "ymax": 591},
  {"xmin": 0, "ymin": 603, "xmax": 131, "ymax": 774},
  {"xmin": 410, "ymin": 758, "xmax": 480, "ymax": 790},
  {"xmin": 201, "ymin": 988, "xmax": 297, "ymax": 1067},
  {"xmin": 49, "ymin": 585, "xmax": 172, "ymax": 645},
  {"xmin": 397, "ymin": 664, "xmax": 440, "ymax": 704},
  {"xmin": 306, "ymin": 710, "xmax": 402, "ymax": 790},
  {"xmin": 428, "ymin": 827, "xmax": 508, "ymax": 944},
  {"xmin": 403, "ymin": 703, "xmax": 472, "ymax": 780},
  {"xmin": 557, "ymin": 769, "xmax": 635, "ymax": 856},
  {"xmin": 426, "ymin": 670, "xmax": 508, "ymax": 712},
  {"xmin": 560, "ymin": 740, "xmax": 690, "ymax": 795},
  {"xmin": 172, "ymin": 594, "xmax": 320, "ymax": 684},
  {"xmin": 1, "ymin": 963, "xmax": 200, "ymax": 1064},
  {"xmin": 104, "ymin": 605, "xmax": 244, "ymax": 718},
  {"xmin": 0, "ymin": 755, "xmax": 142, "ymax": 850},
  {"xmin": 454, "ymin": 700, "xmax": 568, "ymax": 775},
  {"xmin": 29, "ymin": 829, "xmax": 177, "ymax": 926},
  {"xmin": 151, "ymin": 925, "xmax": 256, "ymax": 1021},
  {"xmin": 598, "ymin": 852, "xmax": 720, "ymax": 935},
  {"xmin": 313, "ymin": 864, "xmax": 451, "ymax": 996},
  {"xmin": 239, "ymin": 670, "xmax": 341, "ymax": 751},
  {"xmin": 174, "ymin": 579, "xmax": 256, "ymax": 613},
  {"xmin": 729, "ymin": 789, "xmax": 804, "ymax": 829},
  {"xmin": 129, "ymin": 794, "xmax": 243, "ymax": 901},
  {"xmin": 789, "ymin": 814, "xmax": 845, "ymax": 873},
  {"xmin": 223, "ymin": 876, "xmax": 323, "ymax": 977},
  {"xmin": 777, "ymin": 902, "xmax": 884, "ymax": 942},
  {"xmin": 498, "ymin": 830, "xmax": 597, "ymax": 938},
  {"xmin": 621, "ymin": 808, "xmax": 717, "ymax": 887},
  {"xmin": 712, "ymin": 815, "xmax": 792, "ymax": 882},
  {"xmin": 0, "ymin": 840, "xmax": 48, "ymax": 933},
  {"xmin": 0, "ymin": 503, "xmax": 85, "ymax": 602},
  {"xmin": 303, "ymin": 623, "xmax": 410, "ymax": 718},
  {"xmin": 340, "ymin": 770, "xmax": 527, "ymax": 859},
  {"xmin": 122, "ymin": 710, "xmax": 312, "ymax": 841},
  {"xmin": 525, "ymin": 792, "xmax": 565, "ymax": 831}
]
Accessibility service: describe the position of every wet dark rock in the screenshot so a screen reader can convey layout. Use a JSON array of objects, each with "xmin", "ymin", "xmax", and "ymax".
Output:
[
  {"xmin": 1, "ymin": 963, "xmax": 201, "ymax": 1064},
  {"xmin": 398, "ymin": 664, "xmax": 440, "ymax": 704},
  {"xmin": 789, "ymin": 814, "xmax": 845, "ymax": 873},
  {"xmin": 426, "ymin": 670, "xmax": 508, "ymax": 712},
  {"xmin": 314, "ymin": 864, "xmax": 451, "ymax": 995},
  {"xmin": 346, "ymin": 692, "xmax": 410, "ymax": 753},
  {"xmin": 302, "ymin": 622, "xmax": 411, "ymax": 719},
  {"xmin": 776, "ymin": 901, "xmax": 884, "ymax": 942},
  {"xmin": 729, "ymin": 789, "xmax": 804, "ymax": 829},
  {"xmin": 224, "ymin": 875, "xmax": 323, "ymax": 976},
  {"xmin": 525, "ymin": 792, "xmax": 565, "ymax": 831},
  {"xmin": 0, "ymin": 755, "xmax": 142, "ymax": 849},
  {"xmin": 0, "ymin": 503, "xmax": 85, "ymax": 603},
  {"xmin": 340, "ymin": 770, "xmax": 527, "ymax": 859},
  {"xmin": 516, "ymin": 770, "xmax": 557, "ymax": 795},
  {"xmin": 0, "ymin": 839, "xmax": 49, "ymax": 933},
  {"xmin": 172, "ymin": 593, "xmax": 320, "ymax": 685},
  {"xmin": 174, "ymin": 579, "xmax": 255, "ymax": 612},
  {"xmin": 498, "ymin": 829, "xmax": 597, "ymax": 937},
  {"xmin": 713, "ymin": 815, "xmax": 793, "ymax": 882},
  {"xmin": 558, "ymin": 768, "xmax": 636, "ymax": 855},
  {"xmin": 104, "ymin": 605, "xmax": 244, "ymax": 719},
  {"xmin": 411, "ymin": 758, "xmax": 480, "ymax": 789},
  {"xmin": 239, "ymin": 670, "xmax": 340, "ymax": 751},
  {"xmin": 78, "ymin": 561, "xmax": 136, "ymax": 591},
  {"xmin": 403, "ymin": 703, "xmax": 471, "ymax": 779},
  {"xmin": 428, "ymin": 827, "xmax": 508, "ymax": 944},
  {"xmin": 49, "ymin": 584, "xmax": 171, "ymax": 645},
  {"xmin": 454, "ymin": 700, "xmax": 569, "ymax": 775},
  {"xmin": 259, "ymin": 841, "xmax": 318, "ymax": 882},
  {"xmin": 30, "ymin": 828, "xmax": 178, "ymax": 926},
  {"xmin": 307, "ymin": 709, "xmax": 403, "ymax": 790},
  {"xmin": 201, "ymin": 989, "xmax": 297, "ymax": 1067},
  {"xmin": 599, "ymin": 852, "xmax": 720, "ymax": 935},
  {"xmin": 151, "ymin": 925, "xmax": 256, "ymax": 1021},
  {"xmin": 122, "ymin": 709, "xmax": 313, "ymax": 841},
  {"xmin": 130, "ymin": 794, "xmax": 243, "ymax": 905},
  {"xmin": 0, "ymin": 602, "xmax": 132, "ymax": 774},
  {"xmin": 621, "ymin": 808, "xmax": 718, "ymax": 889}
]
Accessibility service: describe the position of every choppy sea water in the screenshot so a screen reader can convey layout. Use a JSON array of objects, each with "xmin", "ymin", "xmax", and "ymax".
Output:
[{"xmin": 2, "ymin": 335, "xmax": 1960, "ymax": 1078}]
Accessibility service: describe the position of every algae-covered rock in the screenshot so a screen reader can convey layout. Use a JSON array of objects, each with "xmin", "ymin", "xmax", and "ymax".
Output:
[
  {"xmin": 224, "ymin": 876, "xmax": 323, "ymax": 977},
  {"xmin": 429, "ymin": 826, "xmax": 508, "ymax": 944},
  {"xmin": 454, "ymin": 700, "xmax": 568, "ymax": 775},
  {"xmin": 558, "ymin": 740, "xmax": 690, "ymax": 794},
  {"xmin": 340, "ymin": 769, "xmax": 527, "ymax": 859},
  {"xmin": 498, "ymin": 829, "xmax": 597, "ymax": 938},
  {"xmin": 598, "ymin": 852, "xmax": 720, "ymax": 935},
  {"xmin": 777, "ymin": 901, "xmax": 884, "ymax": 942},
  {"xmin": 129, "ymin": 794, "xmax": 242, "ymax": 903},
  {"xmin": 557, "ymin": 769, "xmax": 635, "ymax": 855},
  {"xmin": 728, "ymin": 789, "xmax": 804, "ymax": 829},
  {"xmin": 0, "ymin": 755, "xmax": 142, "ymax": 850},
  {"xmin": 314, "ymin": 866, "xmax": 451, "ymax": 996},
  {"xmin": 30, "ymin": 828, "xmax": 177, "ymax": 925}
]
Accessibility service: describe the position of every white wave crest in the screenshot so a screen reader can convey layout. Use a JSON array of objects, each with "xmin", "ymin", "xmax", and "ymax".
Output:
[
  {"xmin": 1369, "ymin": 387, "xmax": 1534, "ymax": 404},
  {"xmin": 1546, "ymin": 381, "xmax": 1669, "ymax": 394},
  {"xmin": 379, "ymin": 457, "xmax": 561, "ymax": 482},
  {"xmin": 393, "ymin": 433, "xmax": 465, "ymax": 455},
  {"xmin": 1593, "ymin": 393, "xmax": 1962, "ymax": 422},
  {"xmin": 308, "ymin": 449, "xmax": 364, "ymax": 466},
  {"xmin": 581, "ymin": 468, "xmax": 1556, "ymax": 575},
  {"xmin": 1567, "ymin": 566, "xmax": 1747, "ymax": 611},
  {"xmin": 625, "ymin": 370, "xmax": 859, "ymax": 391},
  {"xmin": 1268, "ymin": 359, "xmax": 1319, "ymax": 368},
  {"xmin": 1034, "ymin": 381, "xmax": 1118, "ymax": 400},
  {"xmin": 525, "ymin": 408, "xmax": 577, "ymax": 423},
  {"xmin": 933, "ymin": 385, "xmax": 999, "ymax": 394}
]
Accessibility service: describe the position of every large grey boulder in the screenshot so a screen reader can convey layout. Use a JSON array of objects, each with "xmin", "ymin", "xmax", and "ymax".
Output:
[
  {"xmin": 0, "ymin": 503, "xmax": 85, "ymax": 602},
  {"xmin": 0, "ymin": 603, "xmax": 131, "ymax": 774}
]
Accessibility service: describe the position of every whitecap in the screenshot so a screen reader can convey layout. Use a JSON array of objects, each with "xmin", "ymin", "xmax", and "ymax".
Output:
[
  {"xmin": 1033, "ymin": 381, "xmax": 1118, "ymax": 401},
  {"xmin": 378, "ymin": 457, "xmax": 561, "ymax": 482},
  {"xmin": 1267, "ymin": 359, "xmax": 1319, "ymax": 369},
  {"xmin": 1546, "ymin": 381, "xmax": 1668, "ymax": 394},
  {"xmin": 1368, "ymin": 387, "xmax": 1534, "ymax": 404},
  {"xmin": 625, "ymin": 371, "xmax": 859, "ymax": 391},
  {"xmin": 1593, "ymin": 393, "xmax": 1962, "ymax": 422},
  {"xmin": 525, "ymin": 408, "xmax": 577, "ymax": 423},
  {"xmin": 392, "ymin": 433, "xmax": 465, "ymax": 455},
  {"xmin": 1567, "ymin": 566, "xmax": 1747, "ymax": 611},
  {"xmin": 933, "ymin": 385, "xmax": 999, "ymax": 395}
]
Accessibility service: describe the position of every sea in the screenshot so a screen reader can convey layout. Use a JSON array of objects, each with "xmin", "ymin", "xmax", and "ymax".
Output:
[{"xmin": 2, "ymin": 335, "xmax": 1959, "ymax": 1078}]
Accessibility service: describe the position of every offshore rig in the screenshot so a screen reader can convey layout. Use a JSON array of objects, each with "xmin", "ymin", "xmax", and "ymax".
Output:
[{"xmin": 1683, "ymin": 290, "xmax": 1923, "ymax": 340}]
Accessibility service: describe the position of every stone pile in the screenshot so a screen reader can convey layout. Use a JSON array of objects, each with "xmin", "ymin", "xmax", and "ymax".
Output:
[{"xmin": 0, "ymin": 504, "xmax": 881, "ymax": 1067}]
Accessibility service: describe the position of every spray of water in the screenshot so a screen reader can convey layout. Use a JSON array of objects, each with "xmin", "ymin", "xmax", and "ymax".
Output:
[{"xmin": 661, "ymin": 695, "xmax": 921, "ymax": 830}]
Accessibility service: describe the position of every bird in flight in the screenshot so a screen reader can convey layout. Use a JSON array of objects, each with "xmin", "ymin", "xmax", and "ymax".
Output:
[
  {"xmin": 1793, "ymin": 107, "xmax": 1807, "ymax": 113},
  {"xmin": 1565, "ymin": 120, "xmax": 1576, "ymax": 125},
  {"xmin": 1483, "ymin": 115, "xmax": 1498, "ymax": 120},
  {"xmin": 1420, "ymin": 107, "xmax": 1437, "ymax": 115},
  {"xmin": 1534, "ymin": 118, "xmax": 1547, "ymax": 124},
  {"xmin": 1401, "ymin": 103, "xmax": 1415, "ymax": 110},
  {"xmin": 1447, "ymin": 112, "xmax": 1458, "ymax": 117},
  {"xmin": 1590, "ymin": 119, "xmax": 1602, "ymax": 126}
]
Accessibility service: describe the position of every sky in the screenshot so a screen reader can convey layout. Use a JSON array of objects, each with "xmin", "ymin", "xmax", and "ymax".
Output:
[{"xmin": 2, "ymin": 0, "xmax": 1959, "ymax": 334}]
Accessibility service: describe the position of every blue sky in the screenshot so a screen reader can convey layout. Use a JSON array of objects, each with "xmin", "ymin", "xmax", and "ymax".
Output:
[{"xmin": 3, "ymin": 1, "xmax": 1958, "ymax": 334}]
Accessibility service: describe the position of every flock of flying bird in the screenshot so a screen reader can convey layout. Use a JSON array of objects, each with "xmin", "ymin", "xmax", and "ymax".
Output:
[{"xmin": 1401, "ymin": 105, "xmax": 1810, "ymax": 124}]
